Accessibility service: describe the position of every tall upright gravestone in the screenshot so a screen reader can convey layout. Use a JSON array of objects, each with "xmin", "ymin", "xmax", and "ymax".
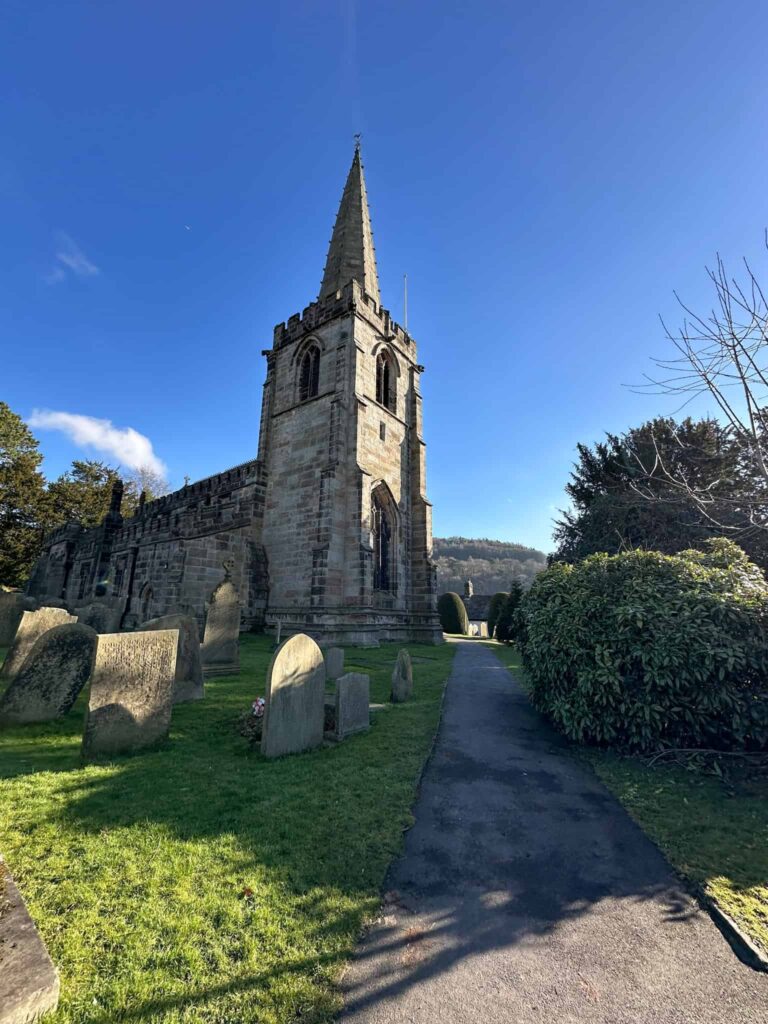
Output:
[
  {"xmin": 82, "ymin": 630, "xmax": 178, "ymax": 759},
  {"xmin": 325, "ymin": 647, "xmax": 345, "ymax": 680},
  {"xmin": 201, "ymin": 566, "xmax": 240, "ymax": 678},
  {"xmin": 142, "ymin": 613, "xmax": 204, "ymax": 702},
  {"xmin": 0, "ymin": 607, "xmax": 77, "ymax": 682},
  {"xmin": 0, "ymin": 624, "xmax": 97, "ymax": 726},
  {"xmin": 390, "ymin": 649, "xmax": 413, "ymax": 703},
  {"xmin": 261, "ymin": 633, "xmax": 326, "ymax": 758},
  {"xmin": 335, "ymin": 672, "xmax": 371, "ymax": 740}
]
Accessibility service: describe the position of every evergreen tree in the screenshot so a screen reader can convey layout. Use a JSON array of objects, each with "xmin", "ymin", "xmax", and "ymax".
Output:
[
  {"xmin": 43, "ymin": 460, "xmax": 140, "ymax": 531},
  {"xmin": 496, "ymin": 579, "xmax": 525, "ymax": 644},
  {"xmin": 551, "ymin": 417, "xmax": 757, "ymax": 563},
  {"xmin": 0, "ymin": 402, "xmax": 47, "ymax": 586},
  {"xmin": 487, "ymin": 592, "xmax": 507, "ymax": 638}
]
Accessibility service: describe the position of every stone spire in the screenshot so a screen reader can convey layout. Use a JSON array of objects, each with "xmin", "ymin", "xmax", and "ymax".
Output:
[{"xmin": 319, "ymin": 144, "xmax": 381, "ymax": 305}]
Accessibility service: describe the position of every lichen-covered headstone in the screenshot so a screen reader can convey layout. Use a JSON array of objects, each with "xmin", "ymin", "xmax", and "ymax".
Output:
[
  {"xmin": 0, "ymin": 623, "xmax": 97, "ymax": 726},
  {"xmin": 82, "ymin": 630, "xmax": 178, "ymax": 759},
  {"xmin": 335, "ymin": 672, "xmax": 370, "ymax": 739},
  {"xmin": 0, "ymin": 607, "xmax": 77, "ymax": 682},
  {"xmin": 325, "ymin": 646, "xmax": 345, "ymax": 680},
  {"xmin": 390, "ymin": 649, "xmax": 413, "ymax": 703},
  {"xmin": 142, "ymin": 613, "xmax": 204, "ymax": 703},
  {"xmin": 201, "ymin": 580, "xmax": 240, "ymax": 677},
  {"xmin": 261, "ymin": 633, "xmax": 326, "ymax": 758},
  {"xmin": 0, "ymin": 592, "xmax": 27, "ymax": 647},
  {"xmin": 0, "ymin": 854, "xmax": 60, "ymax": 1024}
]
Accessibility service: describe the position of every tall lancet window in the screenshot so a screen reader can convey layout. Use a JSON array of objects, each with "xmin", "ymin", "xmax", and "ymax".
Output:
[
  {"xmin": 372, "ymin": 491, "xmax": 393, "ymax": 592},
  {"xmin": 376, "ymin": 351, "xmax": 395, "ymax": 411},
  {"xmin": 299, "ymin": 345, "xmax": 320, "ymax": 401}
]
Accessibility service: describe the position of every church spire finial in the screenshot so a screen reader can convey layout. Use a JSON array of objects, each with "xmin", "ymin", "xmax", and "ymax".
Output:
[{"xmin": 319, "ymin": 144, "xmax": 380, "ymax": 305}]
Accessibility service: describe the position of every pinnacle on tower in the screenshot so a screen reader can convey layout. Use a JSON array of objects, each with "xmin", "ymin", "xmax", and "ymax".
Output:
[{"xmin": 319, "ymin": 144, "xmax": 381, "ymax": 305}]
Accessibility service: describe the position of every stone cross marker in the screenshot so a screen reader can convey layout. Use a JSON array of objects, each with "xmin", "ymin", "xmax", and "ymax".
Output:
[
  {"xmin": 0, "ymin": 854, "xmax": 60, "ymax": 1024},
  {"xmin": 201, "ymin": 580, "xmax": 240, "ymax": 677},
  {"xmin": 335, "ymin": 672, "xmax": 370, "ymax": 739},
  {"xmin": 142, "ymin": 613, "xmax": 204, "ymax": 703},
  {"xmin": 261, "ymin": 633, "xmax": 326, "ymax": 758},
  {"xmin": 325, "ymin": 646, "xmax": 345, "ymax": 680},
  {"xmin": 390, "ymin": 649, "xmax": 413, "ymax": 703},
  {"xmin": 0, "ymin": 592, "xmax": 28, "ymax": 647},
  {"xmin": 0, "ymin": 623, "xmax": 97, "ymax": 726},
  {"xmin": 82, "ymin": 630, "xmax": 178, "ymax": 759},
  {"xmin": 0, "ymin": 607, "xmax": 77, "ymax": 682}
]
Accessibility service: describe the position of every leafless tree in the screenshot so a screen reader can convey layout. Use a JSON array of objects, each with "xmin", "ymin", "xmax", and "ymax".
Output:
[{"xmin": 633, "ymin": 237, "xmax": 768, "ymax": 538}]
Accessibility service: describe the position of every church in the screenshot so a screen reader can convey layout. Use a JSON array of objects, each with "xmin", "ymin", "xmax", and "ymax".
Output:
[{"xmin": 27, "ymin": 147, "xmax": 444, "ymax": 647}]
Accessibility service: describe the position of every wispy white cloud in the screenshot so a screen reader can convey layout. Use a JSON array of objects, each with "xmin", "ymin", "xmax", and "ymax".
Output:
[
  {"xmin": 28, "ymin": 410, "xmax": 166, "ymax": 476},
  {"xmin": 45, "ymin": 233, "xmax": 100, "ymax": 284}
]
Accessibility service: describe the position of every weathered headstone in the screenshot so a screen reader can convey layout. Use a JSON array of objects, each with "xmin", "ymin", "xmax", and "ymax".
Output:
[
  {"xmin": 390, "ymin": 649, "xmax": 413, "ymax": 703},
  {"xmin": 0, "ymin": 624, "xmax": 97, "ymax": 726},
  {"xmin": 261, "ymin": 633, "xmax": 326, "ymax": 758},
  {"xmin": 335, "ymin": 672, "xmax": 370, "ymax": 739},
  {"xmin": 75, "ymin": 598, "xmax": 124, "ymax": 634},
  {"xmin": 0, "ymin": 592, "xmax": 26, "ymax": 647},
  {"xmin": 142, "ymin": 613, "xmax": 204, "ymax": 703},
  {"xmin": 201, "ymin": 580, "xmax": 240, "ymax": 677},
  {"xmin": 0, "ymin": 855, "xmax": 60, "ymax": 1024},
  {"xmin": 0, "ymin": 608, "xmax": 77, "ymax": 682},
  {"xmin": 325, "ymin": 646, "xmax": 345, "ymax": 680},
  {"xmin": 82, "ymin": 630, "xmax": 178, "ymax": 759}
]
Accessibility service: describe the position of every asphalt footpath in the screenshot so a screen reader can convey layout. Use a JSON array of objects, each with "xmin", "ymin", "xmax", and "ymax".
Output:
[{"xmin": 339, "ymin": 640, "xmax": 767, "ymax": 1024}]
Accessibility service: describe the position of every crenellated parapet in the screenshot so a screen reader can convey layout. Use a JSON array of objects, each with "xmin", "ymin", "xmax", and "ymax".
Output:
[{"xmin": 272, "ymin": 280, "xmax": 416, "ymax": 360}]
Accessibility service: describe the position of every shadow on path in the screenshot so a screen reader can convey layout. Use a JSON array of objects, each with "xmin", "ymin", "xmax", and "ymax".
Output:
[{"xmin": 339, "ymin": 642, "xmax": 767, "ymax": 1024}]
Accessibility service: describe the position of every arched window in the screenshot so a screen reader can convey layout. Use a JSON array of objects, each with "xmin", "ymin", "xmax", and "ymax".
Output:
[
  {"xmin": 299, "ymin": 346, "xmax": 320, "ymax": 401},
  {"xmin": 376, "ymin": 351, "xmax": 395, "ymax": 411},
  {"xmin": 372, "ymin": 492, "xmax": 393, "ymax": 592}
]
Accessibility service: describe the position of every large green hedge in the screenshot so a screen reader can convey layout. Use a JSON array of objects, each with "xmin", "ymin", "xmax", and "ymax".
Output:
[
  {"xmin": 518, "ymin": 540, "xmax": 768, "ymax": 752},
  {"xmin": 438, "ymin": 592, "xmax": 469, "ymax": 635}
]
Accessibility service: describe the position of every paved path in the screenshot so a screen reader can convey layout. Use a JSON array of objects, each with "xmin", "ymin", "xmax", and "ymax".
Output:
[{"xmin": 340, "ymin": 641, "xmax": 767, "ymax": 1023}]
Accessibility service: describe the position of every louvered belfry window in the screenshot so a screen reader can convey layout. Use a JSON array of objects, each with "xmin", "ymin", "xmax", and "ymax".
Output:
[{"xmin": 376, "ymin": 351, "xmax": 395, "ymax": 411}]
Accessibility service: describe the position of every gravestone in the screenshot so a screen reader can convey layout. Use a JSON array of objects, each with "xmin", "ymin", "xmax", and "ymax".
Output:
[
  {"xmin": 0, "ymin": 624, "xmax": 97, "ymax": 726},
  {"xmin": 142, "ymin": 614, "xmax": 204, "ymax": 702},
  {"xmin": 75, "ymin": 598, "xmax": 125, "ymax": 634},
  {"xmin": 325, "ymin": 646, "xmax": 345, "ymax": 680},
  {"xmin": 335, "ymin": 672, "xmax": 370, "ymax": 739},
  {"xmin": 0, "ymin": 592, "xmax": 26, "ymax": 647},
  {"xmin": 201, "ymin": 579, "xmax": 240, "ymax": 677},
  {"xmin": 261, "ymin": 633, "xmax": 326, "ymax": 758},
  {"xmin": 0, "ymin": 854, "xmax": 60, "ymax": 1024},
  {"xmin": 0, "ymin": 608, "xmax": 77, "ymax": 682},
  {"xmin": 390, "ymin": 649, "xmax": 413, "ymax": 703},
  {"xmin": 82, "ymin": 630, "xmax": 178, "ymax": 759}
]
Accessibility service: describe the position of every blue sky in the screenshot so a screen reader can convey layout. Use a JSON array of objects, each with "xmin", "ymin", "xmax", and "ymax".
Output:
[{"xmin": 3, "ymin": 1, "xmax": 768, "ymax": 553}]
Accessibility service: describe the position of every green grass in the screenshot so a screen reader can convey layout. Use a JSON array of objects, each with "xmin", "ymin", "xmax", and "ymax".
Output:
[
  {"xmin": 0, "ymin": 635, "xmax": 455, "ymax": 1023},
  {"xmin": 484, "ymin": 640, "xmax": 768, "ymax": 957}
]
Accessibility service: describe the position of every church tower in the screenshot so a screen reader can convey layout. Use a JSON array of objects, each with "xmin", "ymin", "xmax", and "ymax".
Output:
[{"xmin": 257, "ymin": 145, "xmax": 443, "ymax": 645}]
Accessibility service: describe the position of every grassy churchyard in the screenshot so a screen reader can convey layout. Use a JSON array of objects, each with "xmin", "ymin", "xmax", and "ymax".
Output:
[
  {"xmin": 0, "ymin": 635, "xmax": 456, "ymax": 1024},
  {"xmin": 485, "ymin": 641, "xmax": 768, "ymax": 958}
]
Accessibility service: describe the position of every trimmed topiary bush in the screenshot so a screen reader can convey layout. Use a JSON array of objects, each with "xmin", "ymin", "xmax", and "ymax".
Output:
[
  {"xmin": 438, "ymin": 592, "xmax": 469, "ymax": 635},
  {"xmin": 518, "ymin": 539, "xmax": 768, "ymax": 752},
  {"xmin": 487, "ymin": 592, "xmax": 507, "ymax": 638}
]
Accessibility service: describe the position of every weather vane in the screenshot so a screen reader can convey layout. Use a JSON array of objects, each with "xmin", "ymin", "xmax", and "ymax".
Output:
[{"xmin": 354, "ymin": 132, "xmax": 362, "ymax": 152}]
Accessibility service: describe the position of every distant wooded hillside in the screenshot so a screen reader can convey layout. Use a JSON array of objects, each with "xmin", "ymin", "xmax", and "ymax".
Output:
[{"xmin": 433, "ymin": 536, "xmax": 547, "ymax": 595}]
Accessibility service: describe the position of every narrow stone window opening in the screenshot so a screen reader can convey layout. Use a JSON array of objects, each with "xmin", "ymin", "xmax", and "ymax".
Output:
[
  {"xmin": 299, "ymin": 346, "xmax": 321, "ymax": 401},
  {"xmin": 376, "ymin": 351, "xmax": 395, "ymax": 411},
  {"xmin": 372, "ymin": 492, "xmax": 393, "ymax": 592},
  {"xmin": 379, "ymin": 422, "xmax": 386, "ymax": 441}
]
